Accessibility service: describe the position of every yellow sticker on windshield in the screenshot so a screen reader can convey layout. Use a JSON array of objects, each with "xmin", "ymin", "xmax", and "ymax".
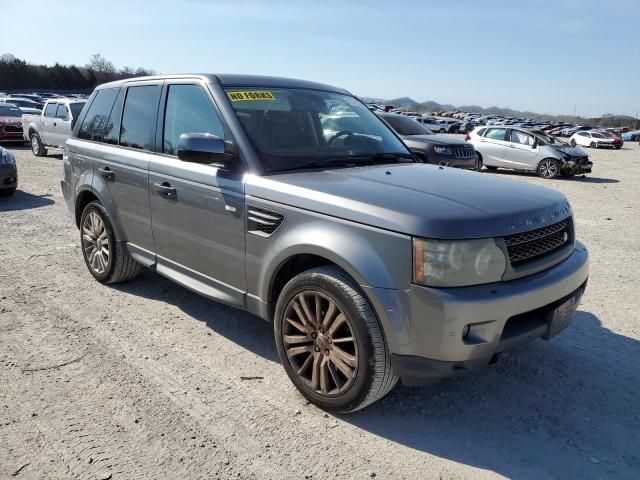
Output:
[{"xmin": 227, "ymin": 91, "xmax": 275, "ymax": 101}]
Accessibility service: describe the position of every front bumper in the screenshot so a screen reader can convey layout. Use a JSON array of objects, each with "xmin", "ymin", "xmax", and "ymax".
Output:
[
  {"xmin": 563, "ymin": 159, "xmax": 593, "ymax": 174},
  {"xmin": 364, "ymin": 242, "xmax": 589, "ymax": 384},
  {"xmin": 428, "ymin": 153, "xmax": 477, "ymax": 170},
  {"xmin": 0, "ymin": 163, "xmax": 18, "ymax": 190}
]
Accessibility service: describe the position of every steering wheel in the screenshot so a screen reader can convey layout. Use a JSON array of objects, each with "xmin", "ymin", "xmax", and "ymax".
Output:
[{"xmin": 327, "ymin": 130, "xmax": 355, "ymax": 145}]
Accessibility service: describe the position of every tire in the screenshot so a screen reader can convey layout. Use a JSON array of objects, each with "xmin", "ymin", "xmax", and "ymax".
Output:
[
  {"xmin": 474, "ymin": 153, "xmax": 483, "ymax": 171},
  {"xmin": 615, "ymin": 145, "xmax": 621, "ymax": 150},
  {"xmin": 274, "ymin": 266, "xmax": 397, "ymax": 413},
  {"xmin": 0, "ymin": 187, "xmax": 16, "ymax": 197},
  {"xmin": 570, "ymin": 139, "xmax": 576, "ymax": 147},
  {"xmin": 537, "ymin": 158, "xmax": 561, "ymax": 179},
  {"xmin": 485, "ymin": 165, "xmax": 498, "ymax": 171},
  {"xmin": 30, "ymin": 132, "xmax": 47, "ymax": 157},
  {"xmin": 590, "ymin": 142, "xmax": 597, "ymax": 149},
  {"xmin": 80, "ymin": 201, "xmax": 142, "ymax": 284}
]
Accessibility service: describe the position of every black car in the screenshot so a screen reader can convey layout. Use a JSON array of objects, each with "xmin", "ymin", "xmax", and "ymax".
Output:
[
  {"xmin": 0, "ymin": 146, "xmax": 17, "ymax": 196},
  {"xmin": 377, "ymin": 113, "xmax": 478, "ymax": 169}
]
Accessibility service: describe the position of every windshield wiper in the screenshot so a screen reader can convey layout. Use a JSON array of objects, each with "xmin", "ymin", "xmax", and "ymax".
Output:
[{"xmin": 265, "ymin": 152, "xmax": 413, "ymax": 174}]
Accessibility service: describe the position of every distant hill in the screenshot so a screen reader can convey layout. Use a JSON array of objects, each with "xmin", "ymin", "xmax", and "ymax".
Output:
[{"xmin": 359, "ymin": 96, "xmax": 636, "ymax": 128}]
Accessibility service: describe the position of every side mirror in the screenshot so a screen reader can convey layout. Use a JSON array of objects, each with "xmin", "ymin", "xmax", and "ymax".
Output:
[{"xmin": 177, "ymin": 133, "xmax": 237, "ymax": 167}]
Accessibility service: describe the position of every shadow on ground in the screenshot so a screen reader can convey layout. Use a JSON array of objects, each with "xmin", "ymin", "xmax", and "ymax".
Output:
[
  {"xmin": 116, "ymin": 272, "xmax": 640, "ymax": 479},
  {"xmin": 0, "ymin": 191, "xmax": 55, "ymax": 211}
]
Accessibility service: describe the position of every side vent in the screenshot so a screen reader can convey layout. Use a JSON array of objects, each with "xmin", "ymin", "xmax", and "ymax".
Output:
[{"xmin": 247, "ymin": 207, "xmax": 284, "ymax": 237}]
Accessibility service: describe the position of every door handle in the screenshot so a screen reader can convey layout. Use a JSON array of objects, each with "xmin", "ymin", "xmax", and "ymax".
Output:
[
  {"xmin": 98, "ymin": 167, "xmax": 114, "ymax": 180},
  {"xmin": 153, "ymin": 182, "xmax": 177, "ymax": 199},
  {"xmin": 53, "ymin": 122, "xmax": 57, "ymax": 127}
]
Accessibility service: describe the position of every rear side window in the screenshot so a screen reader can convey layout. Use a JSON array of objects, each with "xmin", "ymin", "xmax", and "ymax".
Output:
[
  {"xmin": 77, "ymin": 89, "xmax": 119, "ymax": 141},
  {"xmin": 44, "ymin": 103, "xmax": 57, "ymax": 117},
  {"xmin": 485, "ymin": 128, "xmax": 507, "ymax": 140},
  {"xmin": 55, "ymin": 104, "xmax": 69, "ymax": 119},
  {"xmin": 477, "ymin": 128, "xmax": 487, "ymax": 136},
  {"xmin": 120, "ymin": 85, "xmax": 161, "ymax": 151},
  {"xmin": 162, "ymin": 84, "xmax": 224, "ymax": 156}
]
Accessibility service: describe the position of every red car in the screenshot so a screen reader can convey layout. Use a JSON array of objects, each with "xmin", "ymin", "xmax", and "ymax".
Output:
[
  {"xmin": 597, "ymin": 130, "xmax": 624, "ymax": 149},
  {"xmin": 0, "ymin": 104, "xmax": 25, "ymax": 143}
]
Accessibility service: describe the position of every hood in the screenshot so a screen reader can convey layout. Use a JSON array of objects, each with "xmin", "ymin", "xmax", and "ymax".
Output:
[
  {"xmin": 0, "ymin": 115, "xmax": 22, "ymax": 124},
  {"xmin": 552, "ymin": 144, "xmax": 588, "ymax": 157},
  {"xmin": 400, "ymin": 134, "xmax": 467, "ymax": 146},
  {"xmin": 245, "ymin": 163, "xmax": 571, "ymax": 239}
]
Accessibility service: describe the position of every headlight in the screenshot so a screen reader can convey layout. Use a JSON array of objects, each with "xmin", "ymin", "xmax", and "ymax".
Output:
[
  {"xmin": 0, "ymin": 149, "xmax": 15, "ymax": 165},
  {"xmin": 433, "ymin": 146, "xmax": 453, "ymax": 155},
  {"xmin": 413, "ymin": 237, "xmax": 507, "ymax": 287}
]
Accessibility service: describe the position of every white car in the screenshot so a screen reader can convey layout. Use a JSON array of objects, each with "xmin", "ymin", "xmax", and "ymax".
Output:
[
  {"xmin": 570, "ymin": 131, "xmax": 621, "ymax": 149},
  {"xmin": 467, "ymin": 126, "xmax": 593, "ymax": 178}
]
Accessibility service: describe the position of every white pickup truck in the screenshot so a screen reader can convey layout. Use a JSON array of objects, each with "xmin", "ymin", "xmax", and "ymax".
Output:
[{"xmin": 22, "ymin": 98, "xmax": 86, "ymax": 156}]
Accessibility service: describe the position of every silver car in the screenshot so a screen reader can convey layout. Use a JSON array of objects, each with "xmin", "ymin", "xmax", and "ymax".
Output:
[
  {"xmin": 467, "ymin": 126, "xmax": 593, "ymax": 178},
  {"xmin": 62, "ymin": 75, "xmax": 589, "ymax": 412}
]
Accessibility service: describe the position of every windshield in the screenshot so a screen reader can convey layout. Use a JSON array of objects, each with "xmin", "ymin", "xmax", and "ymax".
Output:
[
  {"xmin": 382, "ymin": 115, "xmax": 432, "ymax": 135},
  {"xmin": 69, "ymin": 102, "xmax": 85, "ymax": 119},
  {"xmin": 225, "ymin": 87, "xmax": 412, "ymax": 172},
  {"xmin": 534, "ymin": 131, "xmax": 569, "ymax": 146},
  {"xmin": 0, "ymin": 105, "xmax": 21, "ymax": 117}
]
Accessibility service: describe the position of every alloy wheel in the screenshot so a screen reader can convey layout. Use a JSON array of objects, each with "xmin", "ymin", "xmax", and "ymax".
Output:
[
  {"xmin": 539, "ymin": 160, "xmax": 558, "ymax": 178},
  {"xmin": 81, "ymin": 211, "xmax": 110, "ymax": 274},
  {"xmin": 31, "ymin": 135, "xmax": 39, "ymax": 155},
  {"xmin": 282, "ymin": 291, "xmax": 358, "ymax": 397}
]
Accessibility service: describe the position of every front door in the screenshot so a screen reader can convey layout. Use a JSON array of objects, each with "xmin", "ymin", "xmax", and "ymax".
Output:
[
  {"xmin": 148, "ymin": 81, "xmax": 246, "ymax": 307},
  {"xmin": 503, "ymin": 129, "xmax": 538, "ymax": 170}
]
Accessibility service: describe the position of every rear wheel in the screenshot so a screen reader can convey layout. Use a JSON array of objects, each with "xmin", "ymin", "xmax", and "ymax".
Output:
[
  {"xmin": 537, "ymin": 158, "xmax": 560, "ymax": 179},
  {"xmin": 274, "ymin": 266, "xmax": 397, "ymax": 413},
  {"xmin": 80, "ymin": 201, "xmax": 142, "ymax": 284},
  {"xmin": 30, "ymin": 132, "xmax": 47, "ymax": 157}
]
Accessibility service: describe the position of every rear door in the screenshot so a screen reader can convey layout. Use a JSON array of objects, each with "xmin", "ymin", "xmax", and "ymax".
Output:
[
  {"xmin": 51, "ymin": 104, "xmax": 72, "ymax": 147},
  {"xmin": 79, "ymin": 83, "xmax": 159, "ymax": 261},
  {"xmin": 477, "ymin": 127, "xmax": 509, "ymax": 166},
  {"xmin": 148, "ymin": 80, "xmax": 246, "ymax": 307},
  {"xmin": 503, "ymin": 129, "xmax": 538, "ymax": 170}
]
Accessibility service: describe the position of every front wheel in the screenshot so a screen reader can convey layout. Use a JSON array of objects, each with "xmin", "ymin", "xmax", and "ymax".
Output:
[
  {"xmin": 537, "ymin": 158, "xmax": 560, "ymax": 179},
  {"xmin": 274, "ymin": 266, "xmax": 397, "ymax": 413},
  {"xmin": 570, "ymin": 139, "xmax": 576, "ymax": 147},
  {"xmin": 474, "ymin": 154, "xmax": 483, "ymax": 171},
  {"xmin": 0, "ymin": 187, "xmax": 16, "ymax": 197},
  {"xmin": 590, "ymin": 142, "xmax": 598, "ymax": 149},
  {"xmin": 80, "ymin": 201, "xmax": 142, "ymax": 284},
  {"xmin": 30, "ymin": 132, "xmax": 47, "ymax": 157}
]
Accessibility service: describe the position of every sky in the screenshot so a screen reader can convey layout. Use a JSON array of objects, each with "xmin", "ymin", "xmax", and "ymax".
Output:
[{"xmin": 1, "ymin": 0, "xmax": 638, "ymax": 117}]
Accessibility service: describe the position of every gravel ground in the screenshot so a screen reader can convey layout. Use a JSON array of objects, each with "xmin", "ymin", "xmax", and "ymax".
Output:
[{"xmin": 1, "ymin": 140, "xmax": 639, "ymax": 479}]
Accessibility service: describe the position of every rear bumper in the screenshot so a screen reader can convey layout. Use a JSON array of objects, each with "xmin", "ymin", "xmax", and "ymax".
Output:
[
  {"xmin": 0, "ymin": 164, "xmax": 18, "ymax": 190},
  {"xmin": 364, "ymin": 242, "xmax": 589, "ymax": 385}
]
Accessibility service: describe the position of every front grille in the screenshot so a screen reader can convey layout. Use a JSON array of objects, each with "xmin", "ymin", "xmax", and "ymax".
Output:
[
  {"xmin": 4, "ymin": 125, "xmax": 22, "ymax": 133},
  {"xmin": 504, "ymin": 219, "xmax": 571, "ymax": 265},
  {"xmin": 247, "ymin": 207, "xmax": 284, "ymax": 237},
  {"xmin": 453, "ymin": 146, "xmax": 475, "ymax": 158}
]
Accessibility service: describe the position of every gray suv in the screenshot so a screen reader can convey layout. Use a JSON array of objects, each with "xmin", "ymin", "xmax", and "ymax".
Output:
[{"xmin": 62, "ymin": 75, "xmax": 589, "ymax": 412}]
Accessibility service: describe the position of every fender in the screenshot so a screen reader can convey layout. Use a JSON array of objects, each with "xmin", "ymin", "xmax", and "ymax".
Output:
[{"xmin": 250, "ymin": 215, "xmax": 413, "ymax": 305}]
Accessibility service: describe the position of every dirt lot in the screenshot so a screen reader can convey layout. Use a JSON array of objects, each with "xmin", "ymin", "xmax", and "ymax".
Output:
[{"xmin": 1, "ymin": 139, "xmax": 639, "ymax": 480}]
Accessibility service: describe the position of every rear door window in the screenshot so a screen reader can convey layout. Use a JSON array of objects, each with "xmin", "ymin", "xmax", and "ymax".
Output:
[
  {"xmin": 55, "ymin": 104, "xmax": 69, "ymax": 120},
  {"xmin": 77, "ymin": 88, "xmax": 119, "ymax": 141},
  {"xmin": 162, "ymin": 84, "xmax": 224, "ymax": 156},
  {"xmin": 119, "ymin": 85, "xmax": 162, "ymax": 151}
]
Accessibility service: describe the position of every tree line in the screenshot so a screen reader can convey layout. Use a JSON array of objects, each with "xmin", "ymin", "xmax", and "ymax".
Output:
[{"xmin": 0, "ymin": 53, "xmax": 155, "ymax": 91}]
